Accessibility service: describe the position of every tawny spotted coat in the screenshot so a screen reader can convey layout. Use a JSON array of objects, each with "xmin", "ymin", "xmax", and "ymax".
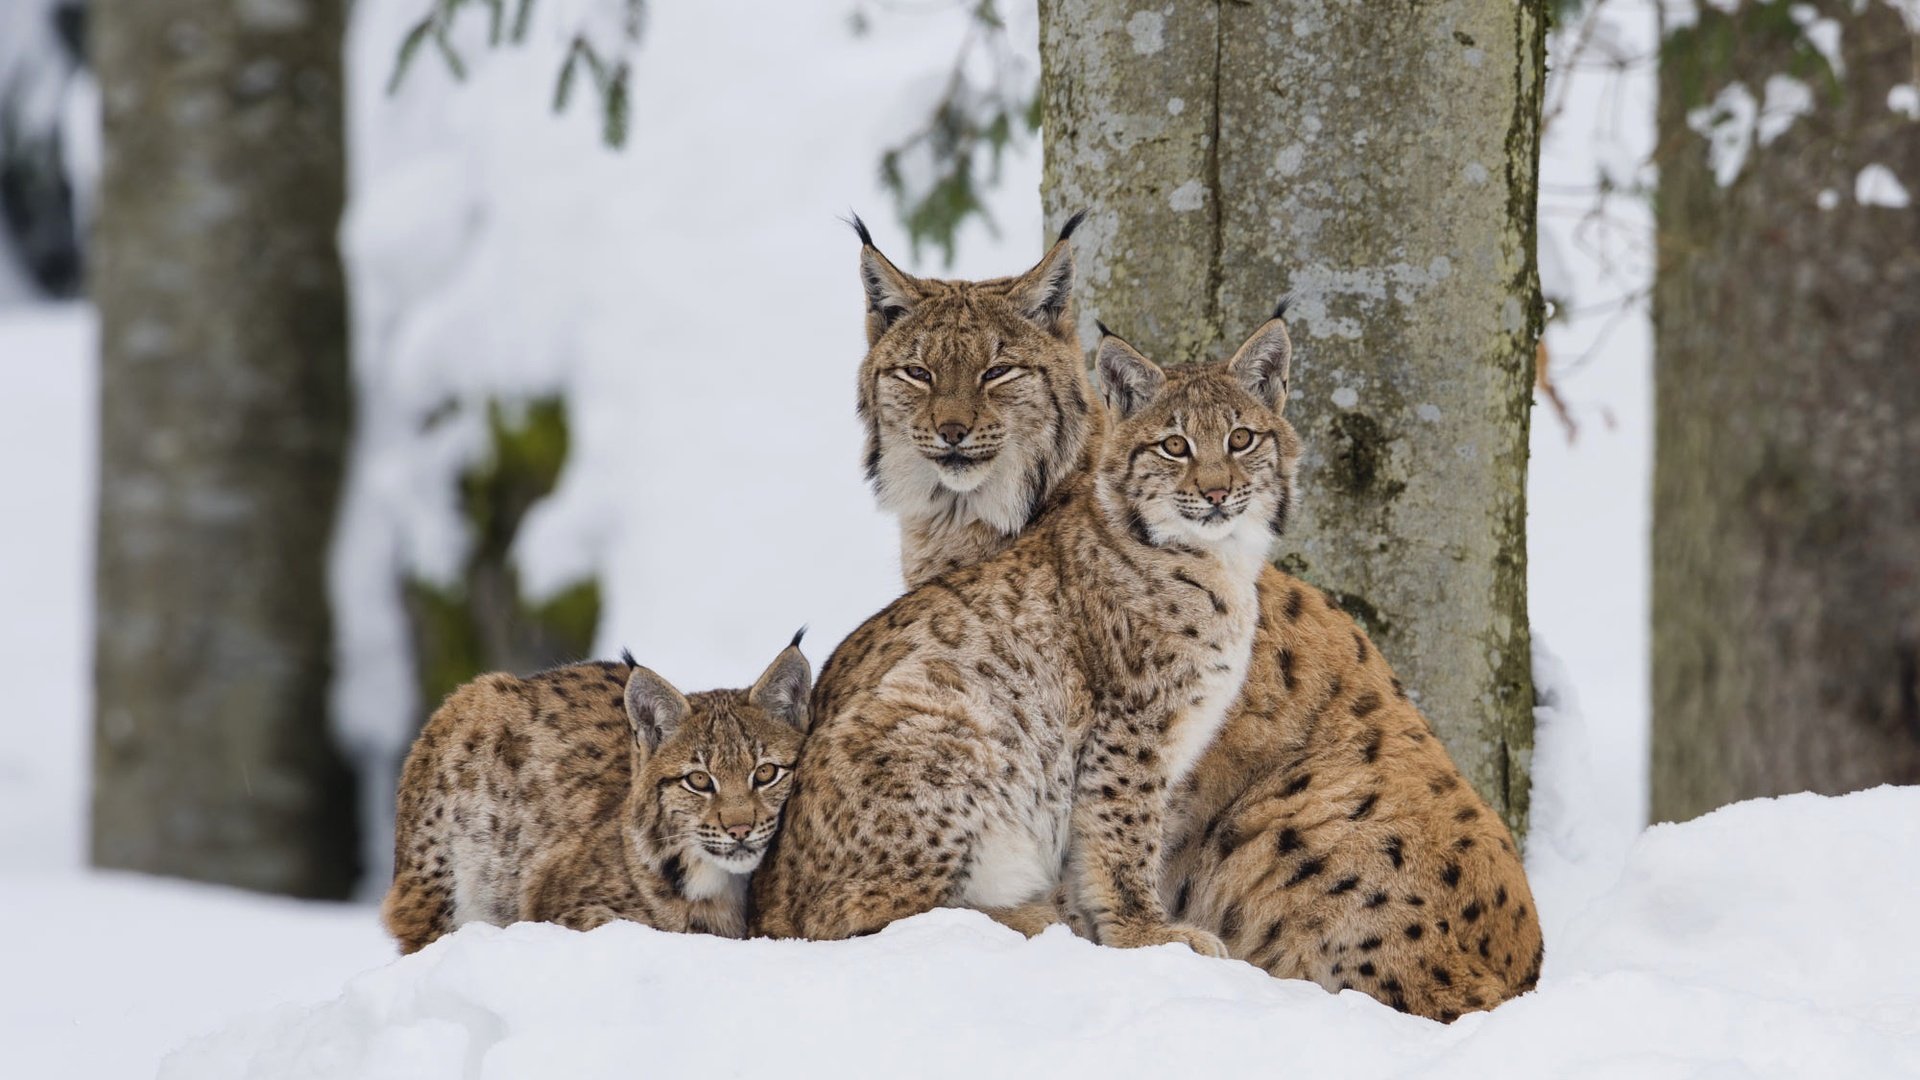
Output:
[
  {"xmin": 756, "ymin": 330, "xmax": 1296, "ymax": 956},
  {"xmin": 383, "ymin": 642, "xmax": 810, "ymax": 951},
  {"xmin": 823, "ymin": 224, "xmax": 1543, "ymax": 1020}
]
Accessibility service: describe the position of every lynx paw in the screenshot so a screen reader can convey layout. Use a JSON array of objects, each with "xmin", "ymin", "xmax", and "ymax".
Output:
[{"xmin": 1104, "ymin": 921, "xmax": 1228, "ymax": 959}]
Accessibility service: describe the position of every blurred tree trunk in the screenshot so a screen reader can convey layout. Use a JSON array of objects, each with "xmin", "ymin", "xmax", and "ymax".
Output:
[
  {"xmin": 1651, "ymin": 2, "xmax": 1920, "ymax": 822},
  {"xmin": 90, "ymin": 0, "xmax": 358, "ymax": 896},
  {"xmin": 1039, "ymin": 0, "xmax": 1545, "ymax": 833}
]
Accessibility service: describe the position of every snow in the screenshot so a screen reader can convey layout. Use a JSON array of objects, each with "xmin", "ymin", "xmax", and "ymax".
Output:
[
  {"xmin": 1856, "ymin": 163, "xmax": 1912, "ymax": 208},
  {"xmin": 0, "ymin": 304, "xmax": 94, "ymax": 869},
  {"xmin": 1788, "ymin": 5, "xmax": 1845, "ymax": 80},
  {"xmin": 1688, "ymin": 82, "xmax": 1759, "ymax": 187},
  {"xmin": 158, "ymin": 788, "xmax": 1920, "ymax": 1080},
  {"xmin": 1, "ymin": 873, "xmax": 392, "ymax": 1079},
  {"xmin": 1892, "ymin": 84, "xmax": 1920, "ymax": 120},
  {"xmin": 1757, "ymin": 74, "xmax": 1814, "ymax": 146},
  {"xmin": 6, "ymin": 0, "xmax": 1901, "ymax": 1076}
]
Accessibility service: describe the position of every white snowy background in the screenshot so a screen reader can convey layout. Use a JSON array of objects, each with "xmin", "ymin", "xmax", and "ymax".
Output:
[{"xmin": 2, "ymin": 1, "xmax": 1915, "ymax": 1076}]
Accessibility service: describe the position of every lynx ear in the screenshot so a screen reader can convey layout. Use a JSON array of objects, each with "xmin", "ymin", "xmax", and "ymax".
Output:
[
  {"xmin": 625, "ymin": 665, "xmax": 690, "ymax": 752},
  {"xmin": 1095, "ymin": 326, "xmax": 1167, "ymax": 420},
  {"xmin": 748, "ymin": 628, "xmax": 813, "ymax": 732},
  {"xmin": 1005, "ymin": 212, "xmax": 1084, "ymax": 342},
  {"xmin": 1226, "ymin": 300, "xmax": 1294, "ymax": 411},
  {"xmin": 854, "ymin": 215, "xmax": 924, "ymax": 345}
]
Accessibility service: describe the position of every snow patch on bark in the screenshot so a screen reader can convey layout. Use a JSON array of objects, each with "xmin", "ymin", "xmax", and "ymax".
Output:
[
  {"xmin": 1686, "ymin": 81, "xmax": 1756, "ymax": 187},
  {"xmin": 1756, "ymin": 74, "xmax": 1813, "ymax": 146},
  {"xmin": 1855, "ymin": 163, "xmax": 1911, "ymax": 208},
  {"xmin": 1788, "ymin": 5, "xmax": 1844, "ymax": 78},
  {"xmin": 1889, "ymin": 84, "xmax": 1919, "ymax": 119}
]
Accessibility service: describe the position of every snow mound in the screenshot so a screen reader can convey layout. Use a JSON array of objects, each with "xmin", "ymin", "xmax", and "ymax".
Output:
[{"xmin": 165, "ymin": 788, "xmax": 1920, "ymax": 1079}]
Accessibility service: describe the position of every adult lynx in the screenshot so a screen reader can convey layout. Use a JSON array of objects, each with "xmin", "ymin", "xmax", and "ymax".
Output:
[
  {"xmin": 755, "ymin": 320, "xmax": 1299, "ymax": 954},
  {"xmin": 829, "ymin": 222, "xmax": 1543, "ymax": 1020}
]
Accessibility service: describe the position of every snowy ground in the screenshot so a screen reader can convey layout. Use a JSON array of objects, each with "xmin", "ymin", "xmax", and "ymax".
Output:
[
  {"xmin": 8, "ymin": 2, "xmax": 1911, "ymax": 1078},
  {"xmin": 160, "ymin": 787, "xmax": 1920, "ymax": 1079}
]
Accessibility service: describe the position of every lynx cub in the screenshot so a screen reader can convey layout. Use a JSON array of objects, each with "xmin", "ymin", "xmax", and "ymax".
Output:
[
  {"xmin": 836, "ymin": 221, "xmax": 1543, "ymax": 1021},
  {"xmin": 755, "ymin": 319, "xmax": 1300, "ymax": 954},
  {"xmin": 382, "ymin": 639, "xmax": 811, "ymax": 952}
]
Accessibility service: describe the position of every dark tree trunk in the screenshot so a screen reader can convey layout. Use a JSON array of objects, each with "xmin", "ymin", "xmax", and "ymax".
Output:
[
  {"xmin": 1652, "ymin": 1, "xmax": 1920, "ymax": 822},
  {"xmin": 90, "ymin": 0, "xmax": 359, "ymax": 896},
  {"xmin": 1039, "ymin": 0, "xmax": 1545, "ymax": 833}
]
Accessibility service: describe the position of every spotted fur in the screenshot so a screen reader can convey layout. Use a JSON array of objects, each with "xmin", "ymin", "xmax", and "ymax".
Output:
[
  {"xmin": 835, "ymin": 227, "xmax": 1544, "ymax": 1020},
  {"xmin": 755, "ymin": 336, "xmax": 1298, "ymax": 957},
  {"xmin": 381, "ymin": 641, "xmax": 811, "ymax": 951}
]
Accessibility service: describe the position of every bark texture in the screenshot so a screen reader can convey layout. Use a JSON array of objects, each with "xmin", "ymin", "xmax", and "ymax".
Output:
[
  {"xmin": 1651, "ymin": 1, "xmax": 1920, "ymax": 822},
  {"xmin": 91, "ymin": 0, "xmax": 358, "ymax": 897},
  {"xmin": 1040, "ymin": 0, "xmax": 1544, "ymax": 831}
]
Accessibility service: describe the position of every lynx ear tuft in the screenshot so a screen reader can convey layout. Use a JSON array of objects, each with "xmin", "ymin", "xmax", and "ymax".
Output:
[
  {"xmin": 1057, "ymin": 209, "xmax": 1088, "ymax": 243},
  {"xmin": 847, "ymin": 212, "xmax": 875, "ymax": 249}
]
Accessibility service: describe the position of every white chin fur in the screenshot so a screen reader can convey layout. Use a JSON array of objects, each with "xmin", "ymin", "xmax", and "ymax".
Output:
[
  {"xmin": 685, "ymin": 849, "xmax": 757, "ymax": 899},
  {"xmin": 934, "ymin": 461, "xmax": 994, "ymax": 493},
  {"xmin": 1139, "ymin": 497, "xmax": 1275, "ymax": 571},
  {"xmin": 877, "ymin": 443, "xmax": 1032, "ymax": 535}
]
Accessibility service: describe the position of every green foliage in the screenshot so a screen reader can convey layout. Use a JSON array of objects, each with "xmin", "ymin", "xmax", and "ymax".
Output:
[
  {"xmin": 869, "ymin": 0, "xmax": 1040, "ymax": 266},
  {"xmin": 389, "ymin": 0, "xmax": 643, "ymax": 149},
  {"xmin": 404, "ymin": 396, "xmax": 602, "ymax": 709},
  {"xmin": 1662, "ymin": 1, "xmax": 1840, "ymax": 111}
]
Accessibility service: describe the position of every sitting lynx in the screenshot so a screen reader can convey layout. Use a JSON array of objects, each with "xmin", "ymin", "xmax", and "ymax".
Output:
[
  {"xmin": 755, "ymin": 318, "xmax": 1299, "ymax": 955},
  {"xmin": 831, "ymin": 220, "xmax": 1543, "ymax": 1021},
  {"xmin": 381, "ymin": 637, "xmax": 811, "ymax": 952}
]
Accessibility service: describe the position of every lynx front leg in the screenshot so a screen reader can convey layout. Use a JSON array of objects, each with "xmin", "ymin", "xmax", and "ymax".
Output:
[
  {"xmin": 549, "ymin": 903, "xmax": 627, "ymax": 933},
  {"xmin": 977, "ymin": 901, "xmax": 1064, "ymax": 938},
  {"xmin": 1069, "ymin": 715, "xmax": 1227, "ymax": 959}
]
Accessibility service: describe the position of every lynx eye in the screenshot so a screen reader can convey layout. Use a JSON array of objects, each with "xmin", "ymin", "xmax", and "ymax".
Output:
[
  {"xmin": 1228, "ymin": 427, "xmax": 1255, "ymax": 452},
  {"xmin": 752, "ymin": 763, "xmax": 785, "ymax": 786},
  {"xmin": 980, "ymin": 364, "xmax": 1016, "ymax": 384},
  {"xmin": 682, "ymin": 771, "xmax": 715, "ymax": 793},
  {"xmin": 1158, "ymin": 434, "xmax": 1190, "ymax": 458},
  {"xmin": 898, "ymin": 366, "xmax": 934, "ymax": 384}
]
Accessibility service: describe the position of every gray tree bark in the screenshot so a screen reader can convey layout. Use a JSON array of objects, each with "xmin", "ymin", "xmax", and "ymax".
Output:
[
  {"xmin": 91, "ymin": 0, "xmax": 359, "ymax": 897},
  {"xmin": 1039, "ymin": 0, "xmax": 1544, "ymax": 832},
  {"xmin": 1651, "ymin": 1, "xmax": 1920, "ymax": 823}
]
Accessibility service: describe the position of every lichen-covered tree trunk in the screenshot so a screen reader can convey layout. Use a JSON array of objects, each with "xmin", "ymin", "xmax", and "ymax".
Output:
[
  {"xmin": 1040, "ymin": 0, "xmax": 1544, "ymax": 832},
  {"xmin": 91, "ymin": 0, "xmax": 359, "ymax": 897},
  {"xmin": 1651, "ymin": 2, "xmax": 1920, "ymax": 823}
]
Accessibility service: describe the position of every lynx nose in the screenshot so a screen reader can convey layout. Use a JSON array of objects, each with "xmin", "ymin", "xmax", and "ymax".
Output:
[
  {"xmin": 725, "ymin": 823, "xmax": 753, "ymax": 842},
  {"xmin": 1202, "ymin": 487, "xmax": 1231, "ymax": 507},
  {"xmin": 937, "ymin": 422, "xmax": 970, "ymax": 446}
]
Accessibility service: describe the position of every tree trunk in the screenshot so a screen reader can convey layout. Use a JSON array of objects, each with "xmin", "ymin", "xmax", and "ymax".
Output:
[
  {"xmin": 90, "ymin": 0, "xmax": 359, "ymax": 897},
  {"xmin": 1651, "ymin": 1, "xmax": 1920, "ymax": 822},
  {"xmin": 1039, "ymin": 0, "xmax": 1544, "ymax": 832}
]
